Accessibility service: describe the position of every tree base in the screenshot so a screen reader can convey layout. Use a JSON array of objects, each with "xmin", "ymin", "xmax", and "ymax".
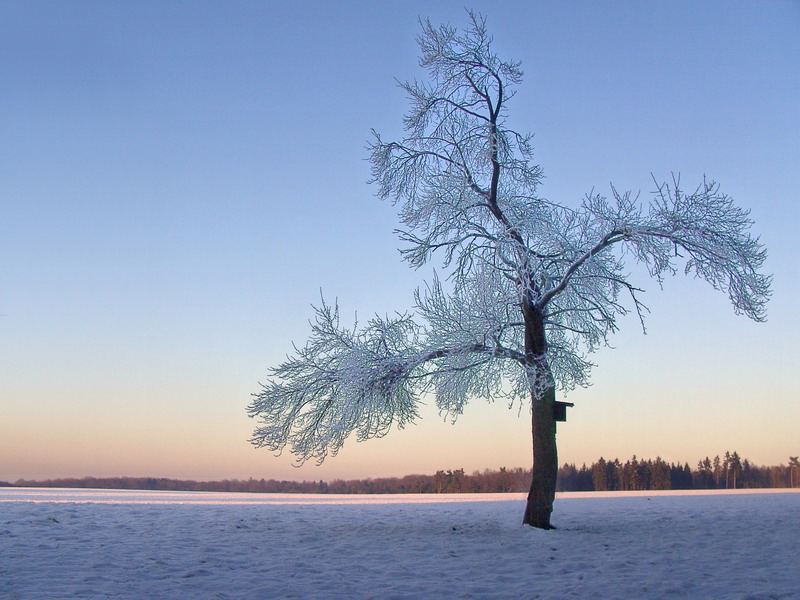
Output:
[
  {"xmin": 522, "ymin": 489, "xmax": 556, "ymax": 529},
  {"xmin": 522, "ymin": 508, "xmax": 555, "ymax": 530},
  {"xmin": 523, "ymin": 521, "xmax": 556, "ymax": 530}
]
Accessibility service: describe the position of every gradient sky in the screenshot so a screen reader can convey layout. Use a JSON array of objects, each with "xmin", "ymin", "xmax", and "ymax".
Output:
[{"xmin": 2, "ymin": 1, "xmax": 798, "ymax": 483}]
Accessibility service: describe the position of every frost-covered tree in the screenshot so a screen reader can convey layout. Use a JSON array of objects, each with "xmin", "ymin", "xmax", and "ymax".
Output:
[{"xmin": 248, "ymin": 13, "xmax": 770, "ymax": 529}]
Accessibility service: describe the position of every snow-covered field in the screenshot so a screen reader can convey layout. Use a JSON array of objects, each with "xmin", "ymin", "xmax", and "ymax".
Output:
[{"xmin": 1, "ymin": 488, "xmax": 798, "ymax": 599}]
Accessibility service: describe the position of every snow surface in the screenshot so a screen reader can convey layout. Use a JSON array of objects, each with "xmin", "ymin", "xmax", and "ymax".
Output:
[{"xmin": 1, "ymin": 488, "xmax": 798, "ymax": 599}]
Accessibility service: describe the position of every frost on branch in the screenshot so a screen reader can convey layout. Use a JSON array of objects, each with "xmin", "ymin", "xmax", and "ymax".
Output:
[
  {"xmin": 248, "ymin": 300, "xmax": 424, "ymax": 464},
  {"xmin": 415, "ymin": 270, "xmax": 530, "ymax": 416},
  {"xmin": 643, "ymin": 177, "xmax": 770, "ymax": 321},
  {"xmin": 248, "ymin": 283, "xmax": 532, "ymax": 464},
  {"xmin": 369, "ymin": 12, "xmax": 543, "ymax": 280}
]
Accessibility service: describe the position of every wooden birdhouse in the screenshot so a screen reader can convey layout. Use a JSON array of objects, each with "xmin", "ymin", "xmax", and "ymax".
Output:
[{"xmin": 553, "ymin": 401, "xmax": 574, "ymax": 422}]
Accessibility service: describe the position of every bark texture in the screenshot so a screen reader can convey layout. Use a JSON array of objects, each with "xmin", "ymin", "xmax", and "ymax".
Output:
[
  {"xmin": 521, "ymin": 299, "xmax": 558, "ymax": 529},
  {"xmin": 523, "ymin": 384, "xmax": 558, "ymax": 528}
]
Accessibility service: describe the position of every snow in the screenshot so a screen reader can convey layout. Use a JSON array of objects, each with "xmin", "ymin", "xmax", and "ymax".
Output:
[{"xmin": 1, "ymin": 488, "xmax": 798, "ymax": 599}]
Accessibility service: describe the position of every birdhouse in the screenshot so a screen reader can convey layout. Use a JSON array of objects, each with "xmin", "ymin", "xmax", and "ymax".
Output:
[{"xmin": 553, "ymin": 401, "xmax": 574, "ymax": 422}]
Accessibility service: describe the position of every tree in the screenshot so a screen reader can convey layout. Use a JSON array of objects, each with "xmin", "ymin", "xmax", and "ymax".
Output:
[
  {"xmin": 247, "ymin": 12, "xmax": 771, "ymax": 529},
  {"xmin": 650, "ymin": 458, "xmax": 672, "ymax": 490},
  {"xmin": 592, "ymin": 458, "xmax": 610, "ymax": 492},
  {"xmin": 741, "ymin": 458, "xmax": 752, "ymax": 488},
  {"xmin": 729, "ymin": 451, "xmax": 742, "ymax": 489},
  {"xmin": 713, "ymin": 455, "xmax": 723, "ymax": 489},
  {"xmin": 789, "ymin": 456, "xmax": 799, "ymax": 488},
  {"xmin": 723, "ymin": 451, "xmax": 731, "ymax": 488},
  {"xmin": 697, "ymin": 457, "xmax": 713, "ymax": 489}
]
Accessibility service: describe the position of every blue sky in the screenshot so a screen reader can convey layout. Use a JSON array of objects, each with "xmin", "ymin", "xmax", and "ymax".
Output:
[{"xmin": 2, "ymin": 1, "xmax": 798, "ymax": 482}]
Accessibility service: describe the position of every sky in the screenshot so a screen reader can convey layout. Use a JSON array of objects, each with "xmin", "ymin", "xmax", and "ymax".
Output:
[{"xmin": 2, "ymin": 1, "xmax": 798, "ymax": 483}]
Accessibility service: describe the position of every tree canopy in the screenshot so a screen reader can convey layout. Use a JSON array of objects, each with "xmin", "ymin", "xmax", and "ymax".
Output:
[{"xmin": 248, "ymin": 12, "xmax": 770, "ymax": 527}]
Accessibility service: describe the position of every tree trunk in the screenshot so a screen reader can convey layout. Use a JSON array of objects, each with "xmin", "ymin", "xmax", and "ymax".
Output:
[
  {"xmin": 521, "ymin": 296, "xmax": 558, "ymax": 529},
  {"xmin": 523, "ymin": 383, "xmax": 558, "ymax": 528}
]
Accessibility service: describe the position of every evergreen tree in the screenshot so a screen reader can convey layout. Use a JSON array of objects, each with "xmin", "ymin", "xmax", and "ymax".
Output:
[
  {"xmin": 713, "ymin": 455, "xmax": 722, "ymax": 489},
  {"xmin": 592, "ymin": 458, "xmax": 609, "ymax": 491},
  {"xmin": 729, "ymin": 451, "xmax": 742, "ymax": 489}
]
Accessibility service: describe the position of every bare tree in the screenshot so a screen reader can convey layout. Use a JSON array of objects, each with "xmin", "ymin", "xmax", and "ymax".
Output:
[{"xmin": 248, "ymin": 13, "xmax": 770, "ymax": 529}]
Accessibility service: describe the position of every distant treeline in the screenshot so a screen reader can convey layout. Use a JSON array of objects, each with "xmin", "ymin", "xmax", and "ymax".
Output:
[
  {"xmin": 558, "ymin": 452, "xmax": 798, "ymax": 492},
  {"xmin": 6, "ymin": 452, "xmax": 798, "ymax": 494}
]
